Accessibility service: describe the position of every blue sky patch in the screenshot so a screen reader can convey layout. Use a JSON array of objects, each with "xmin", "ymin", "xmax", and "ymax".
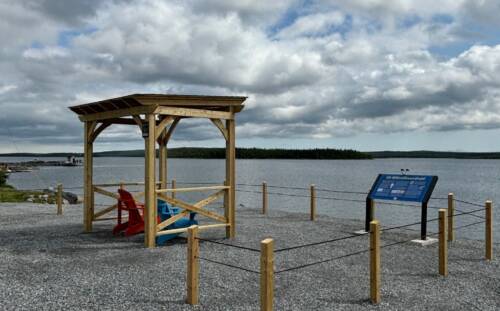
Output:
[{"xmin": 57, "ymin": 27, "xmax": 97, "ymax": 47}]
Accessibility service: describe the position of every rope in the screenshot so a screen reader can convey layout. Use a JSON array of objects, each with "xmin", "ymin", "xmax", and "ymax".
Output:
[
  {"xmin": 236, "ymin": 189, "xmax": 367, "ymax": 203},
  {"xmin": 453, "ymin": 207, "xmax": 486, "ymax": 218},
  {"xmin": 275, "ymin": 248, "xmax": 370, "ymax": 274},
  {"xmin": 453, "ymin": 220, "xmax": 486, "ymax": 231},
  {"xmin": 315, "ymin": 187, "xmax": 368, "ymax": 195},
  {"xmin": 196, "ymin": 237, "xmax": 260, "ymax": 253},
  {"xmin": 381, "ymin": 216, "xmax": 440, "ymax": 233},
  {"xmin": 63, "ymin": 186, "xmax": 84, "ymax": 190},
  {"xmin": 274, "ymin": 234, "xmax": 366, "ymax": 253},
  {"xmin": 454, "ymin": 208, "xmax": 485, "ymax": 220},
  {"xmin": 196, "ymin": 256, "xmax": 259, "ymax": 274},
  {"xmin": 454, "ymin": 199, "xmax": 485, "ymax": 208}
]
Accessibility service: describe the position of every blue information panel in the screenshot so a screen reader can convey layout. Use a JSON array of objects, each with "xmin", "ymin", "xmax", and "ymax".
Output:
[{"xmin": 368, "ymin": 174, "xmax": 438, "ymax": 203}]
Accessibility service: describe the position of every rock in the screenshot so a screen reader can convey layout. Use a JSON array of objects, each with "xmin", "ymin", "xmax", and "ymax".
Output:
[{"xmin": 62, "ymin": 192, "xmax": 78, "ymax": 204}]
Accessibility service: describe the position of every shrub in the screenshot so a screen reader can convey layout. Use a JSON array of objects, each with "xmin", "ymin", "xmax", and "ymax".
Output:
[{"xmin": 0, "ymin": 170, "xmax": 7, "ymax": 187}]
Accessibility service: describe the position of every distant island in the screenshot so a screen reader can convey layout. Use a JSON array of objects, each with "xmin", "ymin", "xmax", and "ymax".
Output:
[
  {"xmin": 0, "ymin": 148, "xmax": 371, "ymax": 160},
  {"xmin": 368, "ymin": 150, "xmax": 500, "ymax": 159},
  {"xmin": 1, "ymin": 148, "xmax": 500, "ymax": 159}
]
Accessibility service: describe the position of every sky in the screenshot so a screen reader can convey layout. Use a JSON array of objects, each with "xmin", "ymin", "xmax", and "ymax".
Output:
[{"xmin": 1, "ymin": 0, "xmax": 500, "ymax": 153}]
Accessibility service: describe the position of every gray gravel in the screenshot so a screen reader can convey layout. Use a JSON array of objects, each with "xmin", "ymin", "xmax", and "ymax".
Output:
[{"xmin": 0, "ymin": 203, "xmax": 498, "ymax": 310}]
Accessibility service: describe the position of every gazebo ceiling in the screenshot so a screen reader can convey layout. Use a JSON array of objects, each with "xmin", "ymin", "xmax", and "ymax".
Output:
[{"xmin": 69, "ymin": 93, "xmax": 247, "ymax": 116}]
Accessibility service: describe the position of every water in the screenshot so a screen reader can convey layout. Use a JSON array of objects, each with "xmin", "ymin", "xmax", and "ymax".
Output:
[{"xmin": 4, "ymin": 157, "xmax": 499, "ymax": 241}]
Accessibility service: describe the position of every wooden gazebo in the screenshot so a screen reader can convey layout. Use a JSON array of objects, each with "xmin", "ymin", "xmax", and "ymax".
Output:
[{"xmin": 69, "ymin": 94, "xmax": 246, "ymax": 247}]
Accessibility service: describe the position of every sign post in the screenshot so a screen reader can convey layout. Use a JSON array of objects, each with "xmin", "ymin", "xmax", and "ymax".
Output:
[{"xmin": 366, "ymin": 174, "xmax": 438, "ymax": 240}]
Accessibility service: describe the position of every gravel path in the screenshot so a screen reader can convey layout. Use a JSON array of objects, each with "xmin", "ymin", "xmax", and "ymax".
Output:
[{"xmin": 0, "ymin": 203, "xmax": 498, "ymax": 310}]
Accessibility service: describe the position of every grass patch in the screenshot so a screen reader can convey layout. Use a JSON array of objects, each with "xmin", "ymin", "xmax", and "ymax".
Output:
[{"xmin": 0, "ymin": 186, "xmax": 55, "ymax": 203}]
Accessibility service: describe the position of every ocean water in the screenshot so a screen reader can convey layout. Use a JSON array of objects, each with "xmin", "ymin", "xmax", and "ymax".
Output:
[{"xmin": 4, "ymin": 157, "xmax": 499, "ymax": 241}]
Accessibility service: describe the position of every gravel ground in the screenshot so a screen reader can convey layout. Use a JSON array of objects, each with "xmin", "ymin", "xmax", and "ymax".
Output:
[{"xmin": 0, "ymin": 203, "xmax": 498, "ymax": 310}]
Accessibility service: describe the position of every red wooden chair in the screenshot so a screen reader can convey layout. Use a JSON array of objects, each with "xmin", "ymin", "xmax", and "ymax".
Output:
[{"xmin": 112, "ymin": 189, "xmax": 145, "ymax": 236}]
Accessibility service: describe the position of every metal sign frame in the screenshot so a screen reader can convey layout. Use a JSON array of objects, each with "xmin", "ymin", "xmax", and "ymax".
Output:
[{"xmin": 365, "ymin": 174, "xmax": 438, "ymax": 240}]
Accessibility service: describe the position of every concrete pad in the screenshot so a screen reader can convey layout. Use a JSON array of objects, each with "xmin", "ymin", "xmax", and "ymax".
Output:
[{"xmin": 410, "ymin": 237, "xmax": 438, "ymax": 246}]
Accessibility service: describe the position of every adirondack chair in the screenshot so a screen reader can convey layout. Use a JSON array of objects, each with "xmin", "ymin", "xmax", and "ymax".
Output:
[
  {"xmin": 156, "ymin": 200, "xmax": 197, "ymax": 245},
  {"xmin": 112, "ymin": 189, "xmax": 146, "ymax": 236}
]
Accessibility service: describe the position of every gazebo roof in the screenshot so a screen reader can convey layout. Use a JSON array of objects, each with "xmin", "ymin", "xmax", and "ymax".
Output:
[{"xmin": 69, "ymin": 93, "xmax": 247, "ymax": 117}]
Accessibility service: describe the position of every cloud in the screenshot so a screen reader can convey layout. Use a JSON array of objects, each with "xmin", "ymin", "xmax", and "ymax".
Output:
[
  {"xmin": 1, "ymin": 0, "xmax": 500, "ymax": 152},
  {"xmin": 277, "ymin": 11, "xmax": 345, "ymax": 39}
]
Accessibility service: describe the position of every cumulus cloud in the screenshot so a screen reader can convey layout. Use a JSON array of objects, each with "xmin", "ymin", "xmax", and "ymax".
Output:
[{"xmin": 1, "ymin": 0, "xmax": 500, "ymax": 152}]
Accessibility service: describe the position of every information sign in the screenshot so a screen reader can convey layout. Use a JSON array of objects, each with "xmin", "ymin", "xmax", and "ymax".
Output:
[
  {"xmin": 365, "ymin": 174, "xmax": 438, "ymax": 240},
  {"xmin": 368, "ymin": 174, "xmax": 438, "ymax": 203}
]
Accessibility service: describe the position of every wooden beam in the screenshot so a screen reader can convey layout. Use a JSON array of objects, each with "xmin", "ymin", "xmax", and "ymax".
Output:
[
  {"xmin": 225, "ymin": 116, "xmax": 236, "ymax": 238},
  {"xmin": 157, "ymin": 193, "xmax": 226, "ymax": 222},
  {"xmin": 90, "ymin": 122, "xmax": 111, "ymax": 143},
  {"xmin": 310, "ymin": 184, "xmax": 316, "ymax": 221},
  {"xmin": 158, "ymin": 139, "xmax": 167, "ymax": 189},
  {"xmin": 187, "ymin": 225, "xmax": 199, "ymax": 305},
  {"xmin": 157, "ymin": 211, "xmax": 189, "ymax": 231},
  {"xmin": 144, "ymin": 113, "xmax": 157, "ymax": 248},
  {"xmin": 79, "ymin": 105, "xmax": 155, "ymax": 122},
  {"xmin": 56, "ymin": 183, "xmax": 63, "ymax": 215},
  {"xmin": 210, "ymin": 118, "xmax": 228, "ymax": 141},
  {"xmin": 157, "ymin": 190, "xmax": 224, "ymax": 231},
  {"xmin": 84, "ymin": 121, "xmax": 94, "ymax": 232},
  {"xmin": 370, "ymin": 220, "xmax": 381, "ymax": 304},
  {"xmin": 439, "ymin": 209, "xmax": 448, "ymax": 276},
  {"xmin": 448, "ymin": 193, "xmax": 454, "ymax": 242},
  {"xmin": 486, "ymin": 200, "xmax": 493, "ymax": 260},
  {"xmin": 106, "ymin": 118, "xmax": 138, "ymax": 125},
  {"xmin": 93, "ymin": 186, "xmax": 120, "ymax": 199},
  {"xmin": 260, "ymin": 238, "xmax": 274, "ymax": 311},
  {"xmin": 155, "ymin": 116, "xmax": 174, "ymax": 140},
  {"xmin": 157, "ymin": 223, "xmax": 229, "ymax": 236},
  {"xmin": 156, "ymin": 106, "xmax": 233, "ymax": 120},
  {"xmin": 163, "ymin": 117, "xmax": 180, "ymax": 144},
  {"xmin": 87, "ymin": 121, "xmax": 97, "ymax": 142},
  {"xmin": 93, "ymin": 204, "xmax": 118, "ymax": 219},
  {"xmin": 156, "ymin": 185, "xmax": 229, "ymax": 193},
  {"xmin": 132, "ymin": 115, "xmax": 144, "ymax": 127}
]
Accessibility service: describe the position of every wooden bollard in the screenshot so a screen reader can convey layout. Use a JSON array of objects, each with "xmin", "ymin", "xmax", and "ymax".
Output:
[
  {"xmin": 448, "ymin": 193, "xmax": 454, "ymax": 242},
  {"xmin": 485, "ymin": 200, "xmax": 493, "ymax": 260},
  {"xmin": 310, "ymin": 184, "xmax": 316, "ymax": 221},
  {"xmin": 370, "ymin": 220, "xmax": 380, "ymax": 304},
  {"xmin": 56, "ymin": 183, "xmax": 63, "ymax": 215},
  {"xmin": 439, "ymin": 209, "xmax": 448, "ymax": 276},
  {"xmin": 187, "ymin": 225, "xmax": 199, "ymax": 305},
  {"xmin": 172, "ymin": 178, "xmax": 176, "ymax": 200},
  {"xmin": 262, "ymin": 182, "xmax": 268, "ymax": 215},
  {"xmin": 260, "ymin": 238, "xmax": 274, "ymax": 311}
]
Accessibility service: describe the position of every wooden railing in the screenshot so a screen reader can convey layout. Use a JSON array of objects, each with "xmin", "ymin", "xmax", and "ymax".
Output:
[{"xmin": 155, "ymin": 185, "xmax": 230, "ymax": 236}]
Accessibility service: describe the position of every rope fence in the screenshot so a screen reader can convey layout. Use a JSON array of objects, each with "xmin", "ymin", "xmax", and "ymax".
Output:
[{"xmin": 183, "ymin": 195, "xmax": 492, "ymax": 309}]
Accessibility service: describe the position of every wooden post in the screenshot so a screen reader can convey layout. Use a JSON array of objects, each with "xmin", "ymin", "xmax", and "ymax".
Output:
[
  {"xmin": 448, "ymin": 193, "xmax": 454, "ymax": 242},
  {"xmin": 439, "ymin": 209, "xmax": 448, "ymax": 276},
  {"xmin": 56, "ymin": 183, "xmax": 63, "ymax": 215},
  {"xmin": 187, "ymin": 225, "xmax": 199, "ymax": 305},
  {"xmin": 225, "ymin": 116, "xmax": 236, "ymax": 238},
  {"xmin": 310, "ymin": 184, "xmax": 316, "ymax": 221},
  {"xmin": 370, "ymin": 220, "xmax": 380, "ymax": 304},
  {"xmin": 262, "ymin": 182, "xmax": 268, "ymax": 215},
  {"xmin": 159, "ymin": 139, "xmax": 167, "ymax": 190},
  {"xmin": 171, "ymin": 178, "xmax": 176, "ymax": 200},
  {"xmin": 486, "ymin": 200, "xmax": 493, "ymax": 260},
  {"xmin": 144, "ymin": 113, "xmax": 157, "ymax": 248},
  {"xmin": 83, "ymin": 121, "xmax": 94, "ymax": 232},
  {"xmin": 260, "ymin": 238, "xmax": 274, "ymax": 311}
]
